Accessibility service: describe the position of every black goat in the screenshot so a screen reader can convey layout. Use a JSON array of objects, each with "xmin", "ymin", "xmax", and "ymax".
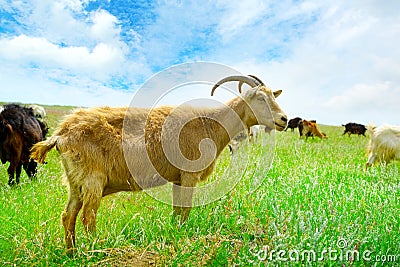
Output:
[
  {"xmin": 0, "ymin": 104, "xmax": 47, "ymax": 185},
  {"xmin": 342, "ymin": 122, "xmax": 367, "ymax": 137},
  {"xmin": 285, "ymin": 117, "xmax": 302, "ymax": 131}
]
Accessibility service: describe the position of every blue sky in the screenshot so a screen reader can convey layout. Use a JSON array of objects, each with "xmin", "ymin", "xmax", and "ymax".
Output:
[{"xmin": 0, "ymin": 0, "xmax": 399, "ymax": 125}]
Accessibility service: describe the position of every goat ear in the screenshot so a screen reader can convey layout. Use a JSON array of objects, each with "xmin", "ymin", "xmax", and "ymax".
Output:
[{"xmin": 273, "ymin": 90, "xmax": 282, "ymax": 98}]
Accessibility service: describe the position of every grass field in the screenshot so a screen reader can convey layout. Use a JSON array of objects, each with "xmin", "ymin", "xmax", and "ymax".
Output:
[{"xmin": 0, "ymin": 106, "xmax": 399, "ymax": 266}]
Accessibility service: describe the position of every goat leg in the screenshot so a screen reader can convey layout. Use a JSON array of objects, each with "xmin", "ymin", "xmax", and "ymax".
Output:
[
  {"xmin": 7, "ymin": 159, "xmax": 19, "ymax": 186},
  {"xmin": 173, "ymin": 174, "xmax": 197, "ymax": 223},
  {"xmin": 62, "ymin": 186, "xmax": 83, "ymax": 252},
  {"xmin": 365, "ymin": 154, "xmax": 376, "ymax": 171},
  {"xmin": 7, "ymin": 170, "xmax": 15, "ymax": 186},
  {"xmin": 23, "ymin": 160, "xmax": 37, "ymax": 178},
  {"xmin": 15, "ymin": 163, "xmax": 22, "ymax": 184},
  {"xmin": 80, "ymin": 177, "xmax": 104, "ymax": 243}
]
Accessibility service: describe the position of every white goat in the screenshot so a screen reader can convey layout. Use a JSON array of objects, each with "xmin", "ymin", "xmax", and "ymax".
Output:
[
  {"xmin": 31, "ymin": 75, "xmax": 287, "ymax": 251},
  {"xmin": 365, "ymin": 124, "xmax": 400, "ymax": 170},
  {"xmin": 249, "ymin": 125, "xmax": 273, "ymax": 140},
  {"xmin": 28, "ymin": 104, "xmax": 46, "ymax": 119},
  {"xmin": 228, "ymin": 125, "xmax": 274, "ymax": 154}
]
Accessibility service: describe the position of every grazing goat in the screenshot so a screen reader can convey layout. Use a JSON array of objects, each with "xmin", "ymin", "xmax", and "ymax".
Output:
[
  {"xmin": 228, "ymin": 131, "xmax": 247, "ymax": 154},
  {"xmin": 342, "ymin": 122, "xmax": 367, "ymax": 137},
  {"xmin": 30, "ymin": 75, "xmax": 287, "ymax": 251},
  {"xmin": 365, "ymin": 124, "xmax": 400, "ymax": 170},
  {"xmin": 248, "ymin": 125, "xmax": 274, "ymax": 144},
  {"xmin": 28, "ymin": 104, "xmax": 47, "ymax": 119},
  {"xmin": 0, "ymin": 104, "xmax": 47, "ymax": 185},
  {"xmin": 250, "ymin": 125, "xmax": 273, "ymax": 138},
  {"xmin": 299, "ymin": 119, "xmax": 326, "ymax": 140},
  {"xmin": 285, "ymin": 117, "xmax": 302, "ymax": 131},
  {"xmin": 228, "ymin": 125, "xmax": 273, "ymax": 154},
  {"xmin": 297, "ymin": 119, "xmax": 316, "ymax": 137}
]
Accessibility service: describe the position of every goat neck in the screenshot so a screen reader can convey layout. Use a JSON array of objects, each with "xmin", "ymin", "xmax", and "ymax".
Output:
[{"xmin": 205, "ymin": 95, "xmax": 256, "ymax": 155}]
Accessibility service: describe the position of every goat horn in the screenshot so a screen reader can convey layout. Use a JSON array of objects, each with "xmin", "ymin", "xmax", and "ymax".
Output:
[
  {"xmin": 238, "ymin": 74, "xmax": 265, "ymax": 92},
  {"xmin": 247, "ymin": 75, "xmax": 265, "ymax": 85},
  {"xmin": 211, "ymin": 75, "xmax": 258, "ymax": 96}
]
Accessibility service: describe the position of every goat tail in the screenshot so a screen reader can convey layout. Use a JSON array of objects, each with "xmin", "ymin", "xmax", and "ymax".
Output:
[
  {"xmin": 366, "ymin": 123, "xmax": 376, "ymax": 136},
  {"xmin": 31, "ymin": 135, "xmax": 59, "ymax": 164}
]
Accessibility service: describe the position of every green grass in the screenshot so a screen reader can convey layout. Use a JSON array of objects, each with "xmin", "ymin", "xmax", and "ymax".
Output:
[{"xmin": 0, "ymin": 107, "xmax": 399, "ymax": 266}]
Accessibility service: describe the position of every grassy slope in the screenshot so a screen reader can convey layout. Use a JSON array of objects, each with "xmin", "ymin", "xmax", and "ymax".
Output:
[{"xmin": 0, "ymin": 106, "xmax": 399, "ymax": 266}]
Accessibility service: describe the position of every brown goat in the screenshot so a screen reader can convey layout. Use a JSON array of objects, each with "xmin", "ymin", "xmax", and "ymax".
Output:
[
  {"xmin": 30, "ymin": 75, "xmax": 287, "ymax": 251},
  {"xmin": 300, "ymin": 120, "xmax": 327, "ymax": 140}
]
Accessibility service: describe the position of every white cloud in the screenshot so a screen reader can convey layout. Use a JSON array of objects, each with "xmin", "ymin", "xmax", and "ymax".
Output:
[
  {"xmin": 0, "ymin": 35, "xmax": 125, "ymax": 78},
  {"xmin": 0, "ymin": 63, "xmax": 132, "ymax": 107},
  {"xmin": 325, "ymin": 82, "xmax": 396, "ymax": 109},
  {"xmin": 323, "ymin": 82, "xmax": 400, "ymax": 124},
  {"xmin": 215, "ymin": 0, "xmax": 268, "ymax": 40},
  {"xmin": 227, "ymin": 0, "xmax": 400, "ymax": 125},
  {"xmin": 89, "ymin": 10, "xmax": 121, "ymax": 44}
]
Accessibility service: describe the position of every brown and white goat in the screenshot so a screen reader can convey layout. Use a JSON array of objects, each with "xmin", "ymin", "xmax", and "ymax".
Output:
[
  {"xmin": 30, "ymin": 75, "xmax": 287, "ymax": 251},
  {"xmin": 299, "ymin": 119, "xmax": 327, "ymax": 140},
  {"xmin": 365, "ymin": 124, "xmax": 400, "ymax": 170}
]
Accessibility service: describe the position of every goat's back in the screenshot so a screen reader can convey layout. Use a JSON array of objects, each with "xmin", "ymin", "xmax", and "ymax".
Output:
[
  {"xmin": 47, "ymin": 107, "xmax": 148, "ymax": 189},
  {"xmin": 369, "ymin": 125, "xmax": 400, "ymax": 145},
  {"xmin": 367, "ymin": 125, "xmax": 400, "ymax": 161},
  {"xmin": 144, "ymin": 105, "xmax": 229, "ymax": 181}
]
